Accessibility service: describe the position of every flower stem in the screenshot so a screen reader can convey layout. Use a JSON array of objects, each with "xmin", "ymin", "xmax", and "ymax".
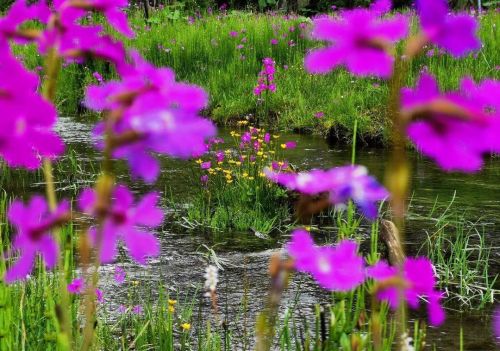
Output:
[
  {"xmin": 41, "ymin": 47, "xmax": 73, "ymax": 350},
  {"xmin": 384, "ymin": 54, "xmax": 410, "ymax": 348}
]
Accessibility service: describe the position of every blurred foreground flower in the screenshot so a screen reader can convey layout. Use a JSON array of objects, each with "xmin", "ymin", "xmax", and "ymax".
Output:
[
  {"xmin": 287, "ymin": 229, "xmax": 365, "ymax": 291},
  {"xmin": 78, "ymin": 184, "xmax": 164, "ymax": 264},
  {"xmin": 402, "ymin": 73, "xmax": 500, "ymax": 172},
  {"xmin": 368, "ymin": 258, "xmax": 445, "ymax": 326},
  {"xmin": 4, "ymin": 197, "xmax": 70, "ymax": 283},
  {"xmin": 305, "ymin": 0, "xmax": 408, "ymax": 78},
  {"xmin": 415, "ymin": 0, "xmax": 480, "ymax": 57},
  {"xmin": 85, "ymin": 52, "xmax": 216, "ymax": 183},
  {"xmin": 0, "ymin": 43, "xmax": 64, "ymax": 169},
  {"xmin": 266, "ymin": 165, "xmax": 388, "ymax": 219}
]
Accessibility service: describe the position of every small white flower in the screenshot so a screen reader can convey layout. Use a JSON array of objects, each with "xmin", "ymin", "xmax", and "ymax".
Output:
[{"xmin": 204, "ymin": 265, "xmax": 218, "ymax": 294}]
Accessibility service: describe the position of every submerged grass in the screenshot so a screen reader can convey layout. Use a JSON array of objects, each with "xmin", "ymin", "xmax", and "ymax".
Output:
[{"xmin": 13, "ymin": 9, "xmax": 500, "ymax": 143}]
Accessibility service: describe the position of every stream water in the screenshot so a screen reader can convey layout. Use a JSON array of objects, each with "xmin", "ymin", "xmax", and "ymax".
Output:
[{"xmin": 53, "ymin": 117, "xmax": 500, "ymax": 350}]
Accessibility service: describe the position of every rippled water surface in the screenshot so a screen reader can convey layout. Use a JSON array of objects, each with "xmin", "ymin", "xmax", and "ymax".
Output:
[{"xmin": 54, "ymin": 117, "xmax": 500, "ymax": 350}]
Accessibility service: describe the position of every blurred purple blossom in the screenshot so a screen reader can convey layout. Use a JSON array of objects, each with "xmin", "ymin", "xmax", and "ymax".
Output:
[
  {"xmin": 305, "ymin": 3, "xmax": 408, "ymax": 78},
  {"xmin": 4, "ymin": 196, "xmax": 69, "ymax": 283},
  {"xmin": 78, "ymin": 184, "xmax": 164, "ymax": 264},
  {"xmin": 287, "ymin": 229, "xmax": 365, "ymax": 291},
  {"xmin": 266, "ymin": 165, "xmax": 388, "ymax": 219},
  {"xmin": 368, "ymin": 258, "xmax": 445, "ymax": 326}
]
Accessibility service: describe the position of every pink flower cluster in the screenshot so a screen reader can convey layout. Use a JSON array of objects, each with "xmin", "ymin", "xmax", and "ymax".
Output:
[
  {"xmin": 287, "ymin": 229, "xmax": 445, "ymax": 326},
  {"xmin": 253, "ymin": 57, "xmax": 276, "ymax": 96}
]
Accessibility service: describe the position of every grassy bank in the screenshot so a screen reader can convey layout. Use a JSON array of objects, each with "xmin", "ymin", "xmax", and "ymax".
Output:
[{"xmin": 14, "ymin": 9, "xmax": 499, "ymax": 144}]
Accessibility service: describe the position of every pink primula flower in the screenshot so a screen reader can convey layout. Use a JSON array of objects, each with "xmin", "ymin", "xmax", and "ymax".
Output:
[
  {"xmin": 305, "ymin": 0, "xmax": 408, "ymax": 78},
  {"xmin": 402, "ymin": 73, "xmax": 500, "ymax": 172},
  {"xmin": 4, "ymin": 196, "xmax": 69, "ymax": 283},
  {"xmin": 415, "ymin": 0, "xmax": 480, "ymax": 57},
  {"xmin": 368, "ymin": 258, "xmax": 445, "ymax": 326},
  {"xmin": 78, "ymin": 184, "xmax": 164, "ymax": 264},
  {"xmin": 287, "ymin": 229, "xmax": 365, "ymax": 292}
]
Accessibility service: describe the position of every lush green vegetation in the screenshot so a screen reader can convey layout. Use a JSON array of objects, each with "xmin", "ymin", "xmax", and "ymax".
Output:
[{"xmin": 14, "ymin": 9, "xmax": 499, "ymax": 144}]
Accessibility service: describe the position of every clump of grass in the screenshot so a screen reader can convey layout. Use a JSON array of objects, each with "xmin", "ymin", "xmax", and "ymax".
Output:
[
  {"xmin": 419, "ymin": 206, "xmax": 498, "ymax": 309},
  {"xmin": 183, "ymin": 124, "xmax": 292, "ymax": 233}
]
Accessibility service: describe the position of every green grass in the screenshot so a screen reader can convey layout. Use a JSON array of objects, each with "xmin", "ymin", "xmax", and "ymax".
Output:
[
  {"xmin": 12, "ymin": 9, "xmax": 500, "ymax": 144},
  {"xmin": 415, "ymin": 198, "xmax": 499, "ymax": 309},
  {"xmin": 180, "ymin": 125, "xmax": 292, "ymax": 233}
]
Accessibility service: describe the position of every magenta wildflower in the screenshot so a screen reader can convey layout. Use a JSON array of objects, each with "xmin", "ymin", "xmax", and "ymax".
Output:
[
  {"xmin": 263, "ymin": 133, "xmax": 271, "ymax": 143},
  {"xmin": 229, "ymin": 31, "xmax": 238, "ymax": 37},
  {"xmin": 78, "ymin": 184, "xmax": 164, "ymax": 264},
  {"xmin": 270, "ymin": 38, "xmax": 278, "ymax": 45},
  {"xmin": 200, "ymin": 174, "xmax": 209, "ymax": 186},
  {"xmin": 201, "ymin": 161, "xmax": 211, "ymax": 169},
  {"xmin": 282, "ymin": 141, "xmax": 296, "ymax": 149},
  {"xmin": 287, "ymin": 229, "xmax": 365, "ymax": 292},
  {"xmin": 132, "ymin": 305, "xmax": 144, "ymax": 315},
  {"xmin": 305, "ymin": 3, "xmax": 408, "ymax": 78},
  {"xmin": 415, "ymin": 0, "xmax": 480, "ymax": 57},
  {"xmin": 68, "ymin": 278, "xmax": 85, "ymax": 294},
  {"xmin": 266, "ymin": 165, "xmax": 388, "ymax": 219},
  {"xmin": 114, "ymin": 266, "xmax": 126, "ymax": 284},
  {"xmin": 118, "ymin": 304, "xmax": 127, "ymax": 314},
  {"xmin": 4, "ymin": 197, "xmax": 69, "ymax": 283},
  {"xmin": 368, "ymin": 258, "xmax": 445, "ymax": 326},
  {"xmin": 0, "ymin": 45, "xmax": 64, "ymax": 169},
  {"xmin": 402, "ymin": 73, "xmax": 500, "ymax": 172},
  {"xmin": 93, "ymin": 71, "xmax": 103, "ymax": 83},
  {"xmin": 215, "ymin": 150, "xmax": 225, "ymax": 162},
  {"xmin": 254, "ymin": 57, "xmax": 276, "ymax": 96},
  {"xmin": 85, "ymin": 52, "xmax": 216, "ymax": 183},
  {"xmin": 314, "ymin": 111, "xmax": 325, "ymax": 119},
  {"xmin": 95, "ymin": 288, "xmax": 104, "ymax": 303}
]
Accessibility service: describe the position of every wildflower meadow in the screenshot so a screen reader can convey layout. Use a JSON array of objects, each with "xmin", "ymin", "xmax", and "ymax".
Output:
[{"xmin": 0, "ymin": 0, "xmax": 499, "ymax": 350}]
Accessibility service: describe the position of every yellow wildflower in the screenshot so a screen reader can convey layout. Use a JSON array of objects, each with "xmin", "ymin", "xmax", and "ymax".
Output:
[
  {"xmin": 257, "ymin": 151, "xmax": 263, "ymax": 156},
  {"xmin": 168, "ymin": 299, "xmax": 177, "ymax": 306},
  {"xmin": 280, "ymin": 144, "xmax": 286, "ymax": 149},
  {"xmin": 168, "ymin": 305, "xmax": 175, "ymax": 313},
  {"xmin": 195, "ymin": 159, "xmax": 203, "ymax": 164},
  {"xmin": 235, "ymin": 161, "xmax": 242, "ymax": 166},
  {"xmin": 242, "ymin": 172, "xmax": 249, "ymax": 178},
  {"xmin": 248, "ymin": 176, "xmax": 255, "ymax": 180},
  {"xmin": 272, "ymin": 135, "xmax": 280, "ymax": 139},
  {"xmin": 259, "ymin": 172, "xmax": 265, "ymax": 177},
  {"xmin": 181, "ymin": 323, "xmax": 191, "ymax": 331}
]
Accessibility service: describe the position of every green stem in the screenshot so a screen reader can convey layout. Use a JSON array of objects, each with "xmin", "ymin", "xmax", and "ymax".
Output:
[{"xmin": 42, "ymin": 47, "xmax": 73, "ymax": 350}]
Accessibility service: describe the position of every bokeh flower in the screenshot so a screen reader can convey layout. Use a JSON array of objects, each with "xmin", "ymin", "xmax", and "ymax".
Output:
[
  {"xmin": 305, "ymin": 2, "xmax": 408, "ymax": 78},
  {"xmin": 85, "ymin": 52, "xmax": 216, "ymax": 183},
  {"xmin": 368, "ymin": 257, "xmax": 445, "ymax": 326},
  {"xmin": 266, "ymin": 165, "xmax": 388, "ymax": 219},
  {"xmin": 415, "ymin": 0, "xmax": 480, "ymax": 57},
  {"xmin": 0, "ymin": 44, "xmax": 64, "ymax": 169},
  {"xmin": 287, "ymin": 229, "xmax": 365, "ymax": 291},
  {"xmin": 78, "ymin": 184, "xmax": 164, "ymax": 264},
  {"xmin": 402, "ymin": 73, "xmax": 500, "ymax": 172},
  {"xmin": 67, "ymin": 277, "xmax": 85, "ymax": 294},
  {"xmin": 4, "ymin": 196, "xmax": 70, "ymax": 283}
]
